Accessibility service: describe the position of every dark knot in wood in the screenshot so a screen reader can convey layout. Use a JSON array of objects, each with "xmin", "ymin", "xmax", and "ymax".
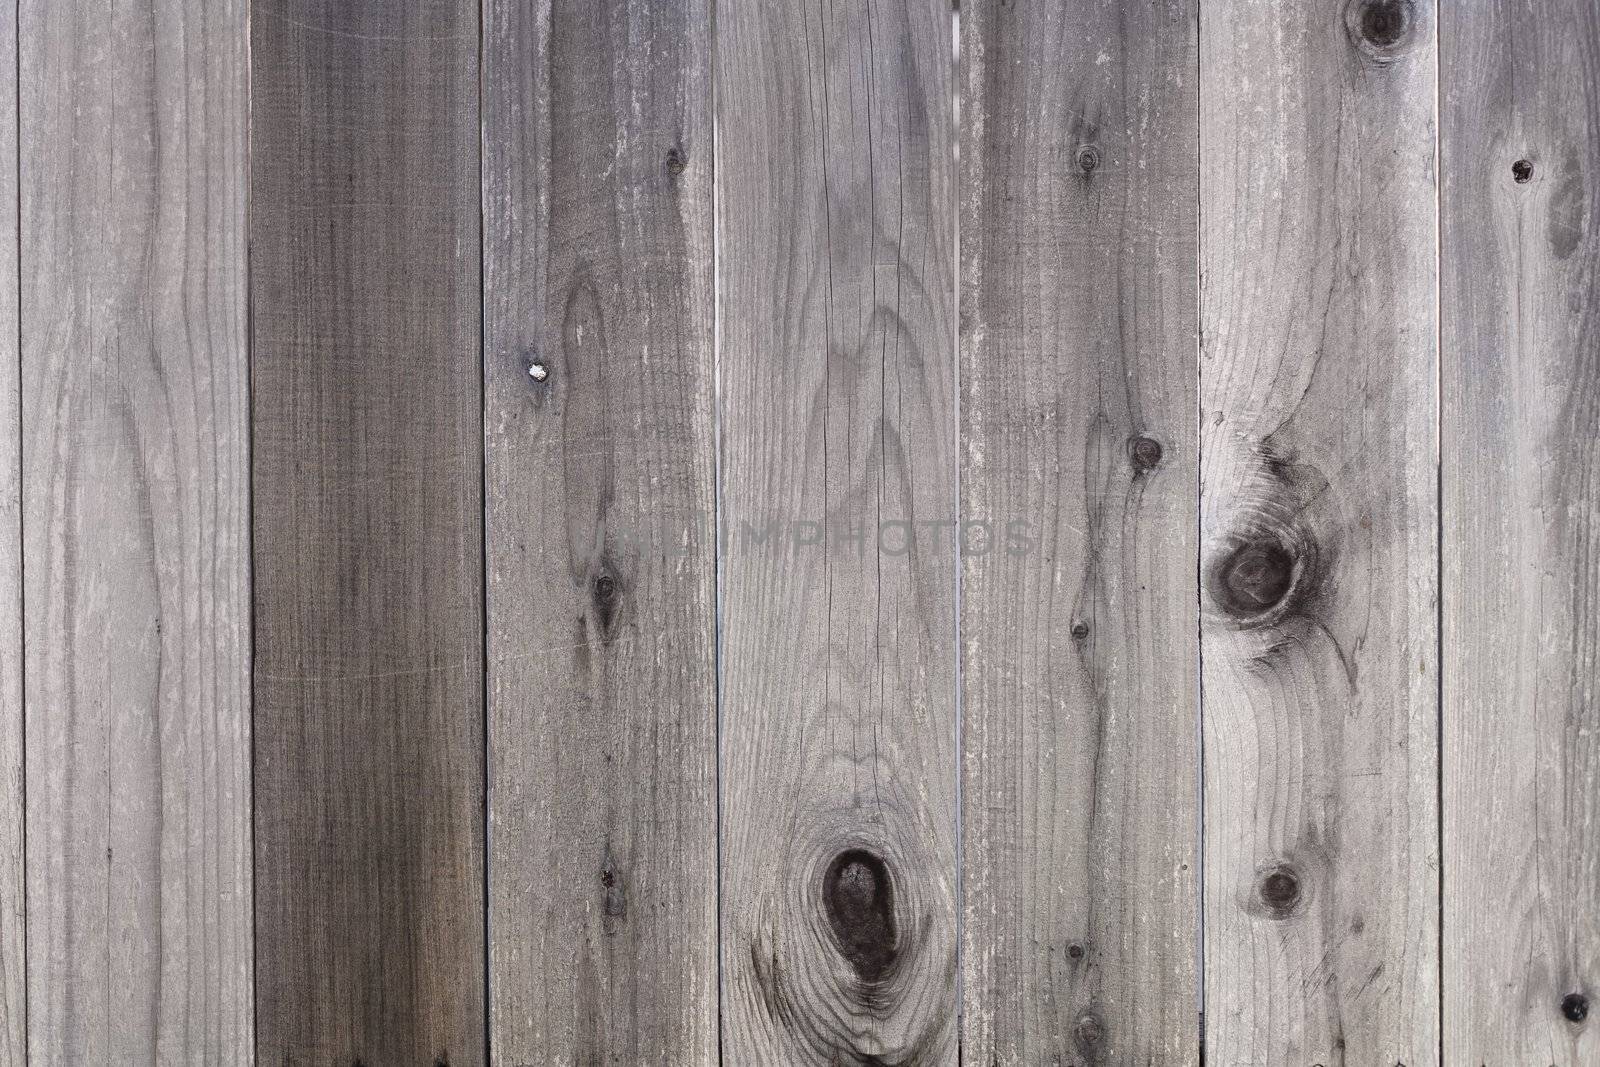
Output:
[
  {"xmin": 591, "ymin": 568, "xmax": 623, "ymax": 636},
  {"xmin": 1256, "ymin": 865, "xmax": 1302, "ymax": 918},
  {"xmin": 1513, "ymin": 158, "xmax": 1534, "ymax": 183},
  {"xmin": 1066, "ymin": 940, "xmax": 1086, "ymax": 960},
  {"xmin": 601, "ymin": 846, "xmax": 628, "ymax": 935},
  {"xmin": 1346, "ymin": 0, "xmax": 1416, "ymax": 60},
  {"xmin": 1129, "ymin": 434, "xmax": 1163, "ymax": 472},
  {"xmin": 822, "ymin": 850, "xmax": 898, "ymax": 982},
  {"xmin": 1071, "ymin": 620, "xmax": 1090, "ymax": 641},
  {"xmin": 665, "ymin": 146, "xmax": 688, "ymax": 176},
  {"xmin": 1073, "ymin": 1011, "xmax": 1106, "ymax": 1050},
  {"xmin": 1075, "ymin": 144, "xmax": 1101, "ymax": 174},
  {"xmin": 1213, "ymin": 538, "xmax": 1296, "ymax": 618},
  {"xmin": 1563, "ymin": 992, "xmax": 1589, "ymax": 1023}
]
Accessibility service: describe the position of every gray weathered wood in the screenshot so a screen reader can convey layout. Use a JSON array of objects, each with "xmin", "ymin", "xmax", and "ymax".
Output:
[
  {"xmin": 1442, "ymin": 3, "xmax": 1600, "ymax": 1061},
  {"xmin": 959, "ymin": 1, "xmax": 1200, "ymax": 1062},
  {"xmin": 19, "ymin": 0, "xmax": 252, "ymax": 1059},
  {"xmin": 716, "ymin": 2, "xmax": 958, "ymax": 1061},
  {"xmin": 249, "ymin": 1, "xmax": 485, "ymax": 1062},
  {"xmin": 0, "ymin": 1, "xmax": 20, "ymax": 1062},
  {"xmin": 1201, "ymin": 0, "xmax": 1439, "ymax": 1061},
  {"xmin": 483, "ymin": 0, "xmax": 717, "ymax": 1061}
]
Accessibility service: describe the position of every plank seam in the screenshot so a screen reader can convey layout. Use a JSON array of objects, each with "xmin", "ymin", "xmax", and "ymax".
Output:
[{"xmin": 711, "ymin": 0, "xmax": 725, "ymax": 1059}]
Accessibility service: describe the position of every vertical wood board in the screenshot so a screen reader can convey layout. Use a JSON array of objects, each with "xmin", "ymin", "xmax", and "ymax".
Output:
[
  {"xmin": 958, "ymin": 0, "xmax": 1202, "ymax": 1062},
  {"xmin": 483, "ymin": 0, "xmax": 718, "ymax": 1062},
  {"xmin": 716, "ymin": 2, "xmax": 960, "ymax": 1061},
  {"xmin": 19, "ymin": 0, "xmax": 253, "ymax": 1059},
  {"xmin": 0, "ymin": 0, "xmax": 20, "ymax": 1061},
  {"xmin": 1200, "ymin": 0, "xmax": 1440, "ymax": 1061},
  {"xmin": 1443, "ymin": 1, "xmax": 1600, "ymax": 1061},
  {"xmin": 250, "ymin": 1, "xmax": 486, "ymax": 1062}
]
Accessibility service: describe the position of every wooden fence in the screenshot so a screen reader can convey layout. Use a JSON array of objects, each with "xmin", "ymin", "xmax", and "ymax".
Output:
[{"xmin": 1, "ymin": 0, "xmax": 1595, "ymax": 1063}]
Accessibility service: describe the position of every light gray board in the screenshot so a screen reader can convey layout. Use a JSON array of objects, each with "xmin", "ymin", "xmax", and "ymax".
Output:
[
  {"xmin": 1442, "ymin": 0, "xmax": 1600, "ymax": 1061},
  {"xmin": 1200, "ymin": 0, "xmax": 1440, "ymax": 1061},
  {"xmin": 716, "ymin": 1, "xmax": 960, "ymax": 1061},
  {"xmin": 0, "ymin": 0, "xmax": 19, "ymax": 1060},
  {"xmin": 483, "ymin": 0, "xmax": 718, "ymax": 1062},
  {"xmin": 19, "ymin": 0, "xmax": 252, "ymax": 1059},
  {"xmin": 959, "ymin": 0, "xmax": 1202, "ymax": 1062}
]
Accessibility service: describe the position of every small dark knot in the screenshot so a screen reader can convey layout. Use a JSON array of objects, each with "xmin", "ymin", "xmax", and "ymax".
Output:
[
  {"xmin": 1075, "ymin": 144, "xmax": 1101, "ymax": 174},
  {"xmin": 1563, "ymin": 992, "xmax": 1589, "ymax": 1023},
  {"xmin": 1513, "ymin": 159, "xmax": 1534, "ymax": 183},
  {"xmin": 1071, "ymin": 621, "xmax": 1090, "ymax": 641},
  {"xmin": 1256, "ymin": 865, "xmax": 1302, "ymax": 918},
  {"xmin": 1066, "ymin": 940, "xmax": 1086, "ymax": 960},
  {"xmin": 1214, "ymin": 538, "xmax": 1296, "ymax": 618},
  {"xmin": 822, "ymin": 850, "xmax": 898, "ymax": 982},
  {"xmin": 1129, "ymin": 434, "xmax": 1163, "ymax": 472},
  {"xmin": 665, "ymin": 147, "xmax": 688, "ymax": 175}
]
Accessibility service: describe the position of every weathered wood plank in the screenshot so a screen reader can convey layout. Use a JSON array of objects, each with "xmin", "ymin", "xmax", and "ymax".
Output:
[
  {"xmin": 1442, "ymin": 3, "xmax": 1600, "ymax": 1061},
  {"xmin": 19, "ymin": 0, "xmax": 252, "ymax": 1059},
  {"xmin": 0, "ymin": 2, "xmax": 20, "ymax": 1062},
  {"xmin": 959, "ymin": 1, "xmax": 1200, "ymax": 1062},
  {"xmin": 716, "ymin": 2, "xmax": 958, "ymax": 1061},
  {"xmin": 250, "ymin": 2, "xmax": 485, "ymax": 1062},
  {"xmin": 483, "ymin": 0, "xmax": 717, "ymax": 1061},
  {"xmin": 1201, "ymin": 0, "xmax": 1439, "ymax": 1061}
]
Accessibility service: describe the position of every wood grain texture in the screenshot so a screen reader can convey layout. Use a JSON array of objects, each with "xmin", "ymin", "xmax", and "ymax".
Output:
[
  {"xmin": 19, "ymin": 0, "xmax": 252, "ymax": 1060},
  {"xmin": 483, "ymin": 0, "xmax": 717, "ymax": 1062},
  {"xmin": 1443, "ymin": 2, "xmax": 1600, "ymax": 1061},
  {"xmin": 716, "ymin": 2, "xmax": 958, "ymax": 1061},
  {"xmin": 249, "ymin": 1, "xmax": 485, "ymax": 1062},
  {"xmin": 959, "ymin": 1, "xmax": 1200, "ymax": 1062},
  {"xmin": 1201, "ymin": 0, "xmax": 1439, "ymax": 1061},
  {"xmin": 0, "ymin": 1, "xmax": 19, "ymax": 1062}
]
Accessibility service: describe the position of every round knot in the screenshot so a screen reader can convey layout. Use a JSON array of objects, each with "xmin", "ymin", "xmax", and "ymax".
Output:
[
  {"xmin": 1255, "ymin": 864, "xmax": 1302, "ymax": 919},
  {"xmin": 1563, "ymin": 993, "xmax": 1589, "ymax": 1023},
  {"xmin": 1346, "ymin": 0, "xmax": 1418, "ymax": 61},
  {"xmin": 1075, "ymin": 144, "xmax": 1101, "ymax": 174},
  {"xmin": 1129, "ymin": 434, "xmax": 1164, "ymax": 472},
  {"xmin": 1212, "ymin": 538, "xmax": 1296, "ymax": 618}
]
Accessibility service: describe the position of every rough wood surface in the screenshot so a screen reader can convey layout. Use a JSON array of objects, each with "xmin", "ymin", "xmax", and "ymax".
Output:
[
  {"xmin": 0, "ymin": 2, "xmax": 20, "ymax": 1062},
  {"xmin": 1443, "ymin": 2, "xmax": 1600, "ymax": 1061},
  {"xmin": 716, "ymin": 2, "xmax": 958, "ymax": 1061},
  {"xmin": 959, "ymin": 1, "xmax": 1201, "ymax": 1062},
  {"xmin": 1201, "ymin": 0, "xmax": 1439, "ymax": 1061},
  {"xmin": 483, "ymin": 0, "xmax": 717, "ymax": 1062},
  {"xmin": 249, "ymin": 1, "xmax": 485, "ymax": 1062},
  {"xmin": 19, "ymin": 0, "xmax": 252, "ymax": 1060}
]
